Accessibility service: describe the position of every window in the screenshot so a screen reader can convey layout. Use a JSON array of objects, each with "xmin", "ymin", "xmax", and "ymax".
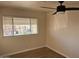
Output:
[{"xmin": 3, "ymin": 16, "xmax": 38, "ymax": 36}]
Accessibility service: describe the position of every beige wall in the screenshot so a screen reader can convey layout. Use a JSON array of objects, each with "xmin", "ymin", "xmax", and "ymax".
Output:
[
  {"xmin": 46, "ymin": 11, "xmax": 79, "ymax": 58},
  {"xmin": 0, "ymin": 7, "xmax": 46, "ymax": 56}
]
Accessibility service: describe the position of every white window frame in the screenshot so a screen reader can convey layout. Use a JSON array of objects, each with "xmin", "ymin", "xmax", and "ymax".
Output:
[{"xmin": 2, "ymin": 16, "xmax": 38, "ymax": 36}]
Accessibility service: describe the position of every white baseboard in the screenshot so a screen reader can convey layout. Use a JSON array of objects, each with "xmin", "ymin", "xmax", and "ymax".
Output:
[
  {"xmin": 0, "ymin": 45, "xmax": 70, "ymax": 58},
  {"xmin": 0, "ymin": 45, "xmax": 45, "ymax": 58},
  {"xmin": 46, "ymin": 45, "xmax": 70, "ymax": 58}
]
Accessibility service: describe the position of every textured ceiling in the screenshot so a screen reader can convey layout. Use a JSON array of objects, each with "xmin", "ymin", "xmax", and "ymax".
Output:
[{"xmin": 0, "ymin": 1, "xmax": 79, "ymax": 12}]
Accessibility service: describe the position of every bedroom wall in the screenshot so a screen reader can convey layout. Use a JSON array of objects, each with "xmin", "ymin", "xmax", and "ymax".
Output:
[
  {"xmin": 0, "ymin": 7, "xmax": 46, "ymax": 56},
  {"xmin": 46, "ymin": 11, "xmax": 79, "ymax": 58}
]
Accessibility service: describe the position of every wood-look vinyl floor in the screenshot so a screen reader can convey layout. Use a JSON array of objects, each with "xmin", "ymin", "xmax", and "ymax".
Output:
[{"xmin": 9, "ymin": 47, "xmax": 65, "ymax": 58}]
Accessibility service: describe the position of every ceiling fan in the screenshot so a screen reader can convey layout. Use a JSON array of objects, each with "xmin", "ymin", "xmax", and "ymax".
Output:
[{"xmin": 41, "ymin": 1, "xmax": 79, "ymax": 15}]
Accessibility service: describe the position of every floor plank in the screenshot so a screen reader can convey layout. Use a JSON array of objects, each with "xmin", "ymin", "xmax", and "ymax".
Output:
[{"xmin": 9, "ymin": 47, "xmax": 65, "ymax": 58}]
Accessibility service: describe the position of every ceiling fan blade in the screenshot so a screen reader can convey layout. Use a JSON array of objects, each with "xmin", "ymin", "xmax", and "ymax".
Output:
[
  {"xmin": 53, "ymin": 11, "xmax": 57, "ymax": 15},
  {"xmin": 66, "ymin": 8, "xmax": 79, "ymax": 10},
  {"xmin": 40, "ymin": 6, "xmax": 56, "ymax": 9}
]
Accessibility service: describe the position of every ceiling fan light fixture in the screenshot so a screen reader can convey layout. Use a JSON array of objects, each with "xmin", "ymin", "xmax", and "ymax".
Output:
[{"xmin": 57, "ymin": 11, "xmax": 65, "ymax": 14}]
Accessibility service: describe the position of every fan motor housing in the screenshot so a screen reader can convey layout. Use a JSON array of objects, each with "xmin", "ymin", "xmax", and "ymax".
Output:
[{"xmin": 57, "ymin": 5, "xmax": 65, "ymax": 12}]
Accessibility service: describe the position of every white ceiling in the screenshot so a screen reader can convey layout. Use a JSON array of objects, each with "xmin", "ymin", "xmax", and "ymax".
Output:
[{"xmin": 0, "ymin": 1, "xmax": 79, "ymax": 12}]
